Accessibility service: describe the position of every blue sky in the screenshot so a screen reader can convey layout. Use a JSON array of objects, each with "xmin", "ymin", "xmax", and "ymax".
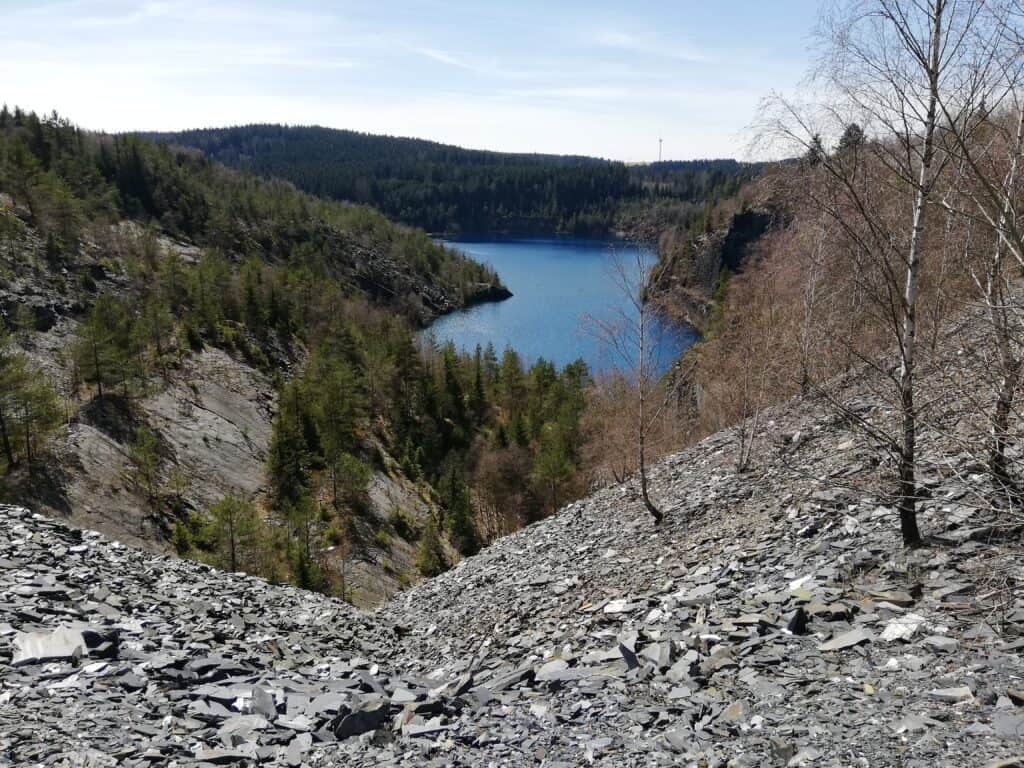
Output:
[{"xmin": 3, "ymin": 0, "xmax": 821, "ymax": 161}]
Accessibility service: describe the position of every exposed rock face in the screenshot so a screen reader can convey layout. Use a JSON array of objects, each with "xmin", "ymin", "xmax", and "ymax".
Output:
[
  {"xmin": 462, "ymin": 282, "xmax": 513, "ymax": 307},
  {"xmin": 333, "ymin": 462, "xmax": 450, "ymax": 607},
  {"xmin": 18, "ymin": 347, "xmax": 277, "ymax": 553},
  {"xmin": 1, "ymin": 216, "xmax": 499, "ymax": 594},
  {"xmin": 4, "ymin": 349, "xmax": 1024, "ymax": 765},
  {"xmin": 652, "ymin": 208, "xmax": 775, "ymax": 331}
]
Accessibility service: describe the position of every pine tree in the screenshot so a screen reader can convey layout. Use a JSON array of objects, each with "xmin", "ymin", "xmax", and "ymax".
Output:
[
  {"xmin": 286, "ymin": 495, "xmax": 326, "ymax": 590},
  {"xmin": 206, "ymin": 495, "xmax": 261, "ymax": 573},
  {"xmin": 307, "ymin": 352, "xmax": 366, "ymax": 507},
  {"xmin": 440, "ymin": 465, "xmax": 478, "ymax": 555},
  {"xmin": 416, "ymin": 516, "xmax": 448, "ymax": 576},
  {"xmin": 470, "ymin": 344, "xmax": 487, "ymax": 422},
  {"xmin": 803, "ymin": 134, "xmax": 825, "ymax": 167},
  {"xmin": 130, "ymin": 426, "xmax": 160, "ymax": 504},
  {"xmin": 268, "ymin": 382, "xmax": 311, "ymax": 505},
  {"xmin": 0, "ymin": 333, "xmax": 28, "ymax": 467},
  {"xmin": 836, "ymin": 123, "xmax": 865, "ymax": 155},
  {"xmin": 0, "ymin": 332, "xmax": 61, "ymax": 471},
  {"xmin": 74, "ymin": 295, "xmax": 132, "ymax": 399},
  {"xmin": 532, "ymin": 420, "xmax": 574, "ymax": 512}
]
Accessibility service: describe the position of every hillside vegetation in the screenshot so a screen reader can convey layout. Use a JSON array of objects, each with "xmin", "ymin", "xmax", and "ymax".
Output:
[
  {"xmin": 0, "ymin": 107, "xmax": 592, "ymax": 601},
  {"xmin": 630, "ymin": 0, "xmax": 1024, "ymax": 554},
  {"xmin": 146, "ymin": 124, "xmax": 757, "ymax": 235}
]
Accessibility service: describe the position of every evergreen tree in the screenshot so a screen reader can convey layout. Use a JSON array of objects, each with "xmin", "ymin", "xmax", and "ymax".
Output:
[
  {"xmin": 74, "ymin": 295, "xmax": 133, "ymax": 399},
  {"xmin": 470, "ymin": 344, "xmax": 487, "ymax": 422},
  {"xmin": 837, "ymin": 123, "xmax": 865, "ymax": 154},
  {"xmin": 268, "ymin": 381, "xmax": 311, "ymax": 505},
  {"xmin": 205, "ymin": 494, "xmax": 261, "ymax": 573},
  {"xmin": 0, "ymin": 332, "xmax": 62, "ymax": 472},
  {"xmin": 439, "ymin": 464, "xmax": 478, "ymax": 555},
  {"xmin": 532, "ymin": 420, "xmax": 574, "ymax": 512},
  {"xmin": 416, "ymin": 516, "xmax": 447, "ymax": 576},
  {"xmin": 803, "ymin": 134, "xmax": 826, "ymax": 167},
  {"xmin": 0, "ymin": 333, "xmax": 29, "ymax": 467},
  {"xmin": 286, "ymin": 494, "xmax": 327, "ymax": 591},
  {"xmin": 306, "ymin": 351, "xmax": 366, "ymax": 507},
  {"xmin": 129, "ymin": 426, "xmax": 160, "ymax": 504}
]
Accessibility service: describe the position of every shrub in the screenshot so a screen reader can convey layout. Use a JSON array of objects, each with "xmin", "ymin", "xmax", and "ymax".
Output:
[
  {"xmin": 388, "ymin": 507, "xmax": 418, "ymax": 541},
  {"xmin": 415, "ymin": 517, "xmax": 447, "ymax": 577}
]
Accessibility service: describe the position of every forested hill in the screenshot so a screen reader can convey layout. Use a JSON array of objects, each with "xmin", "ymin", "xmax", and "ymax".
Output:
[
  {"xmin": 145, "ymin": 124, "xmax": 758, "ymax": 235},
  {"xmin": 0, "ymin": 106, "xmax": 596, "ymax": 603}
]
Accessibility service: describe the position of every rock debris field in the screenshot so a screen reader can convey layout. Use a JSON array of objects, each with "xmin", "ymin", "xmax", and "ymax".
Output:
[{"xmin": 3, "ymin": 388, "xmax": 1024, "ymax": 766}]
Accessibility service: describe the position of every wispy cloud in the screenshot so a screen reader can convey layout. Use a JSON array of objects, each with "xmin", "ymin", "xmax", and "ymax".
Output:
[
  {"xmin": 412, "ymin": 46, "xmax": 478, "ymax": 71},
  {"xmin": 70, "ymin": 1, "xmax": 173, "ymax": 29},
  {"xmin": 589, "ymin": 27, "xmax": 712, "ymax": 63},
  {"xmin": 408, "ymin": 45, "xmax": 553, "ymax": 82}
]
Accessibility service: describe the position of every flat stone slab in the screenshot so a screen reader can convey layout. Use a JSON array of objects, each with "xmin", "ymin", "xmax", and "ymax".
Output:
[
  {"xmin": 818, "ymin": 628, "xmax": 873, "ymax": 652},
  {"xmin": 12, "ymin": 627, "xmax": 86, "ymax": 665},
  {"xmin": 930, "ymin": 686, "xmax": 974, "ymax": 704}
]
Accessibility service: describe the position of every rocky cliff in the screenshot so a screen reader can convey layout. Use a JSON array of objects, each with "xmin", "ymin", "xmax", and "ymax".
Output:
[
  {"xmin": 0, "ymin": 210, "xmax": 459, "ymax": 604},
  {"xmin": 652, "ymin": 208, "xmax": 776, "ymax": 332},
  {"xmin": 3, "ymin": 303, "xmax": 1024, "ymax": 765}
]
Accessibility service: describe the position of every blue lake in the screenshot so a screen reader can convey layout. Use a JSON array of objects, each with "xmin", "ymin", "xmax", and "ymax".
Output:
[{"xmin": 424, "ymin": 236, "xmax": 698, "ymax": 373}]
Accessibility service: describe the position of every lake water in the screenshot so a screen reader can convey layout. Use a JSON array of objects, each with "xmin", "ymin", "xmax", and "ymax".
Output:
[{"xmin": 424, "ymin": 236, "xmax": 698, "ymax": 373}]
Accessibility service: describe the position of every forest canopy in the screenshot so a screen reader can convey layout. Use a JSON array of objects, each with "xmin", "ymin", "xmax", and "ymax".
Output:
[{"xmin": 145, "ymin": 125, "xmax": 759, "ymax": 235}]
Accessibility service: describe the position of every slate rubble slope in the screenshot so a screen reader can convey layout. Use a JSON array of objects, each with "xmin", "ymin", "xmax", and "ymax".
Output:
[
  {"xmin": 3, "ymin": 375, "xmax": 1024, "ymax": 766},
  {"xmin": 378, "ymin": 409, "xmax": 1024, "ymax": 767}
]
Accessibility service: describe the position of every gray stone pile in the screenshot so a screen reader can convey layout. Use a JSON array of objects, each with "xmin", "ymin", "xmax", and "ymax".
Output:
[
  {"xmin": 3, "ymin": 374, "xmax": 1024, "ymax": 765},
  {"xmin": 0, "ymin": 507, "xmax": 470, "ymax": 766},
  {"xmin": 376, "ymin": 400, "xmax": 1024, "ymax": 766}
]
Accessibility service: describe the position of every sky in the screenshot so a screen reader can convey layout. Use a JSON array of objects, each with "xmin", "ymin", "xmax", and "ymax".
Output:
[{"xmin": 2, "ymin": 0, "xmax": 822, "ymax": 162}]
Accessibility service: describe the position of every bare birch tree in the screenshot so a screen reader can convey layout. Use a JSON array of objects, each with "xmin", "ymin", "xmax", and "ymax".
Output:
[
  {"xmin": 754, "ymin": 0, "xmax": 996, "ymax": 546},
  {"xmin": 586, "ymin": 248, "xmax": 679, "ymax": 524},
  {"xmin": 930, "ymin": 3, "xmax": 1024, "ymax": 485}
]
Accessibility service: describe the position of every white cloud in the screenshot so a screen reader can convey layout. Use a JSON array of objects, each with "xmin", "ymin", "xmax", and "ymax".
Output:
[
  {"xmin": 70, "ymin": 1, "xmax": 172, "ymax": 28},
  {"xmin": 412, "ymin": 46, "xmax": 475, "ymax": 70},
  {"xmin": 588, "ymin": 25, "xmax": 712, "ymax": 63}
]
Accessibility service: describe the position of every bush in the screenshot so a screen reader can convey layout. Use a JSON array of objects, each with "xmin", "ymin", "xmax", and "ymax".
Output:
[
  {"xmin": 172, "ymin": 520, "xmax": 193, "ymax": 554},
  {"xmin": 388, "ymin": 507, "xmax": 418, "ymax": 540},
  {"xmin": 182, "ymin": 321, "xmax": 203, "ymax": 351},
  {"xmin": 415, "ymin": 517, "xmax": 447, "ymax": 577},
  {"xmin": 325, "ymin": 522, "xmax": 348, "ymax": 547}
]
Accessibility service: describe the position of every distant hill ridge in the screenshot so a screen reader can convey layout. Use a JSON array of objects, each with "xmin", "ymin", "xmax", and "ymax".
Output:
[{"xmin": 144, "ymin": 124, "xmax": 758, "ymax": 235}]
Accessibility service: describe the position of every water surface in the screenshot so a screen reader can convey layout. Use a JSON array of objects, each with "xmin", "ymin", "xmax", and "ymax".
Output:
[{"xmin": 426, "ymin": 236, "xmax": 697, "ymax": 373}]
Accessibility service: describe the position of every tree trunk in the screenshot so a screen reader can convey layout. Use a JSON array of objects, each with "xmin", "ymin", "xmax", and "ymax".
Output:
[
  {"xmin": 22, "ymin": 402, "xmax": 33, "ymax": 477},
  {"xmin": 0, "ymin": 405, "xmax": 15, "ymax": 467},
  {"xmin": 991, "ymin": 359, "xmax": 1021, "ymax": 483},
  {"xmin": 989, "ymin": 107, "xmax": 1024, "ymax": 485},
  {"xmin": 637, "ymin": 290, "xmax": 662, "ymax": 524},
  {"xmin": 228, "ymin": 515, "xmax": 237, "ymax": 572},
  {"xmin": 638, "ymin": 438, "xmax": 663, "ymax": 524},
  {"xmin": 331, "ymin": 463, "xmax": 339, "ymax": 511},
  {"xmin": 92, "ymin": 338, "xmax": 103, "ymax": 400},
  {"xmin": 895, "ymin": 0, "xmax": 943, "ymax": 548}
]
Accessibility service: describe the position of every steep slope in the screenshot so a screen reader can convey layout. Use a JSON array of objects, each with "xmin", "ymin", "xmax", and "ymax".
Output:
[
  {"xmin": 3, "ymin": 299, "xmax": 1023, "ymax": 766},
  {"xmin": 0, "ymin": 109, "xmax": 506, "ymax": 597},
  {"xmin": 378, "ymin": 352, "xmax": 1024, "ymax": 766}
]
